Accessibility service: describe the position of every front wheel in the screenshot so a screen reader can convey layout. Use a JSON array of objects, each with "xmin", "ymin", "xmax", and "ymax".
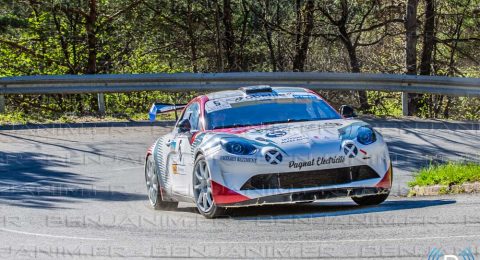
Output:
[
  {"xmin": 351, "ymin": 192, "xmax": 389, "ymax": 206},
  {"xmin": 145, "ymin": 155, "xmax": 178, "ymax": 210},
  {"xmin": 193, "ymin": 155, "xmax": 224, "ymax": 218}
]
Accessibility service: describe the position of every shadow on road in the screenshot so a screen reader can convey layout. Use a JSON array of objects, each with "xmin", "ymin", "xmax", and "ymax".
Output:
[
  {"xmin": 388, "ymin": 139, "xmax": 479, "ymax": 174},
  {"xmin": 365, "ymin": 118, "xmax": 480, "ymax": 173},
  {"xmin": 0, "ymin": 151, "xmax": 145, "ymax": 209},
  {"xmin": 0, "ymin": 132, "xmax": 142, "ymax": 165},
  {"xmin": 365, "ymin": 118, "xmax": 480, "ymax": 132},
  {"xmin": 388, "ymin": 140, "xmax": 459, "ymax": 173},
  {"xmin": 210, "ymin": 199, "xmax": 457, "ymax": 220}
]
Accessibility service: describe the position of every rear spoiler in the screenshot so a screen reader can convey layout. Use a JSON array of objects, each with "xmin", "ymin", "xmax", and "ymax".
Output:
[{"xmin": 149, "ymin": 103, "xmax": 187, "ymax": 122}]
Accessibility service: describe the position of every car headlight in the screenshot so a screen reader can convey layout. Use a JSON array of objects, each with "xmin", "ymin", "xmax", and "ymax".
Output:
[
  {"xmin": 357, "ymin": 126, "xmax": 376, "ymax": 145},
  {"xmin": 221, "ymin": 140, "xmax": 257, "ymax": 155}
]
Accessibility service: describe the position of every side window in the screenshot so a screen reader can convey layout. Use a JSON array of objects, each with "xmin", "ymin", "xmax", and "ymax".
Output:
[
  {"xmin": 177, "ymin": 102, "xmax": 201, "ymax": 131},
  {"xmin": 189, "ymin": 103, "xmax": 200, "ymax": 131}
]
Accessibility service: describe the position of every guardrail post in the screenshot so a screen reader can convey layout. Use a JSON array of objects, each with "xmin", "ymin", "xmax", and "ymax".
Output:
[
  {"xmin": 97, "ymin": 93, "xmax": 106, "ymax": 115},
  {"xmin": 0, "ymin": 95, "xmax": 5, "ymax": 114},
  {"xmin": 401, "ymin": 92, "xmax": 409, "ymax": 116}
]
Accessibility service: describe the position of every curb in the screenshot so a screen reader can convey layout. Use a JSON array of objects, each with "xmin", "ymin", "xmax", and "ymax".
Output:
[{"xmin": 408, "ymin": 182, "xmax": 480, "ymax": 197}]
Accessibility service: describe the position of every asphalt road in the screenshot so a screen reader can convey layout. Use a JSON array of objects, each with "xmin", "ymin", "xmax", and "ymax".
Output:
[{"xmin": 1, "ymin": 118, "xmax": 480, "ymax": 259}]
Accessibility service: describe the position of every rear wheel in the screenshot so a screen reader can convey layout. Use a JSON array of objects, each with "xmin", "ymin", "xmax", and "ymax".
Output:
[
  {"xmin": 351, "ymin": 192, "xmax": 389, "ymax": 206},
  {"xmin": 193, "ymin": 155, "xmax": 224, "ymax": 218},
  {"xmin": 145, "ymin": 155, "xmax": 178, "ymax": 210}
]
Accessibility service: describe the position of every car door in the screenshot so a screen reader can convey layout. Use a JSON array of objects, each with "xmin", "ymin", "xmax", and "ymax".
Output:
[{"xmin": 169, "ymin": 102, "xmax": 201, "ymax": 197}]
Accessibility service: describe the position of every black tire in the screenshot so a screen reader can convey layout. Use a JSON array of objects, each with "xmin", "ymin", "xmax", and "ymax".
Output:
[
  {"xmin": 351, "ymin": 192, "xmax": 389, "ymax": 206},
  {"xmin": 145, "ymin": 155, "xmax": 178, "ymax": 210},
  {"xmin": 193, "ymin": 155, "xmax": 225, "ymax": 219}
]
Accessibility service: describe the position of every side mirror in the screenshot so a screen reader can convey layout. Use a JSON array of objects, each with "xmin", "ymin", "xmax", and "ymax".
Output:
[
  {"xmin": 340, "ymin": 105, "xmax": 357, "ymax": 118},
  {"xmin": 177, "ymin": 119, "xmax": 191, "ymax": 133}
]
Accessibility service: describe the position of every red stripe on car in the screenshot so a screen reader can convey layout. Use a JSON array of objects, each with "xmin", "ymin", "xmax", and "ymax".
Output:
[
  {"xmin": 211, "ymin": 180, "xmax": 250, "ymax": 204},
  {"xmin": 376, "ymin": 164, "xmax": 393, "ymax": 189}
]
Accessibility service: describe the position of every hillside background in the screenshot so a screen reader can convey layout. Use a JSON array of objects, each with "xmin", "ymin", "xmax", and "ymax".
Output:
[{"xmin": 0, "ymin": 0, "xmax": 479, "ymax": 122}]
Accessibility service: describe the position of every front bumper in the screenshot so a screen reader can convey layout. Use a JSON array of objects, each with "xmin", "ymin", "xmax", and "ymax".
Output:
[
  {"xmin": 218, "ymin": 187, "xmax": 390, "ymax": 207},
  {"xmin": 204, "ymin": 139, "xmax": 392, "ymax": 206},
  {"xmin": 208, "ymin": 161, "xmax": 393, "ymax": 207}
]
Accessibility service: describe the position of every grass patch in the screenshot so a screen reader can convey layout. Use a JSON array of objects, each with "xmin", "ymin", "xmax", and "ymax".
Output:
[{"xmin": 409, "ymin": 161, "xmax": 480, "ymax": 187}]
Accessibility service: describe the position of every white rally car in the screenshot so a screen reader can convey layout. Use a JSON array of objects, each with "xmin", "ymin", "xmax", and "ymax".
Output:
[{"xmin": 145, "ymin": 86, "xmax": 392, "ymax": 218}]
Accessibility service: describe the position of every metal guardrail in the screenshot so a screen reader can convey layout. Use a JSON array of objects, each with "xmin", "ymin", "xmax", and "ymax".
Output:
[{"xmin": 1, "ymin": 72, "xmax": 479, "ymax": 115}]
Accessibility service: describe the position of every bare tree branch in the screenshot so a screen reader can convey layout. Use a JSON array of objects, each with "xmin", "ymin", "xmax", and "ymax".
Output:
[{"xmin": 101, "ymin": 0, "xmax": 145, "ymax": 26}]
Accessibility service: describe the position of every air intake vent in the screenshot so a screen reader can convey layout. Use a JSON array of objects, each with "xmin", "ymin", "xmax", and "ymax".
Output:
[
  {"xmin": 241, "ymin": 166, "xmax": 380, "ymax": 190},
  {"xmin": 239, "ymin": 85, "xmax": 272, "ymax": 94}
]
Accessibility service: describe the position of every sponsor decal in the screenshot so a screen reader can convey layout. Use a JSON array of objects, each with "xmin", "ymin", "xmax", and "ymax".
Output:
[
  {"xmin": 249, "ymin": 122, "xmax": 343, "ymax": 135},
  {"xmin": 206, "ymin": 92, "xmax": 302, "ymax": 113},
  {"xmin": 288, "ymin": 156, "xmax": 345, "ymax": 170},
  {"xmin": 205, "ymin": 100, "xmax": 232, "ymax": 113},
  {"xmin": 280, "ymin": 135, "xmax": 309, "ymax": 144},
  {"xmin": 343, "ymin": 142, "xmax": 358, "ymax": 158},
  {"xmin": 170, "ymin": 162, "xmax": 186, "ymax": 175},
  {"xmin": 228, "ymin": 92, "xmax": 287, "ymax": 103},
  {"xmin": 292, "ymin": 94, "xmax": 318, "ymax": 99},
  {"xmin": 266, "ymin": 130, "xmax": 287, "ymax": 138},
  {"xmin": 359, "ymin": 149, "xmax": 370, "ymax": 159},
  {"xmin": 178, "ymin": 139, "xmax": 183, "ymax": 162},
  {"xmin": 255, "ymin": 137, "xmax": 271, "ymax": 142},
  {"xmin": 265, "ymin": 150, "xmax": 283, "ymax": 165},
  {"xmin": 169, "ymin": 140, "xmax": 176, "ymax": 150},
  {"xmin": 220, "ymin": 155, "xmax": 257, "ymax": 163},
  {"xmin": 307, "ymin": 122, "xmax": 343, "ymax": 129}
]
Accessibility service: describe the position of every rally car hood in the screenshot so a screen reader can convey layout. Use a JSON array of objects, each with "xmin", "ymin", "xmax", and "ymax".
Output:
[{"xmin": 209, "ymin": 119, "xmax": 369, "ymax": 153}]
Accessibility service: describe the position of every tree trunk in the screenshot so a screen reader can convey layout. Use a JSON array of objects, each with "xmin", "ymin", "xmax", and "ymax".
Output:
[
  {"xmin": 213, "ymin": 0, "xmax": 224, "ymax": 72},
  {"xmin": 404, "ymin": 0, "xmax": 419, "ymax": 115},
  {"xmin": 292, "ymin": 0, "xmax": 314, "ymax": 72},
  {"xmin": 86, "ymin": 0, "xmax": 97, "ymax": 75},
  {"xmin": 443, "ymin": 96, "xmax": 452, "ymax": 118},
  {"xmin": 419, "ymin": 0, "xmax": 435, "ymax": 75},
  {"xmin": 339, "ymin": 25, "xmax": 370, "ymax": 110},
  {"xmin": 186, "ymin": 0, "xmax": 198, "ymax": 72},
  {"xmin": 263, "ymin": 0, "xmax": 277, "ymax": 72},
  {"xmin": 222, "ymin": 0, "xmax": 237, "ymax": 71},
  {"xmin": 85, "ymin": 0, "xmax": 98, "ymax": 113},
  {"xmin": 238, "ymin": 0, "xmax": 250, "ymax": 71},
  {"xmin": 276, "ymin": 1, "xmax": 285, "ymax": 71},
  {"xmin": 418, "ymin": 0, "xmax": 435, "ymax": 116},
  {"xmin": 294, "ymin": 0, "xmax": 302, "ymax": 64},
  {"xmin": 404, "ymin": 0, "xmax": 418, "ymax": 75}
]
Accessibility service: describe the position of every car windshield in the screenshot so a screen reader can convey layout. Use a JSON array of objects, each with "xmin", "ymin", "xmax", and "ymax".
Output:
[{"xmin": 205, "ymin": 96, "xmax": 341, "ymax": 130}]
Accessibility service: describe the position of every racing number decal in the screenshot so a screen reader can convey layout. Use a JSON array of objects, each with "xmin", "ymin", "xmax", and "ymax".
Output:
[{"xmin": 205, "ymin": 100, "xmax": 231, "ymax": 113}]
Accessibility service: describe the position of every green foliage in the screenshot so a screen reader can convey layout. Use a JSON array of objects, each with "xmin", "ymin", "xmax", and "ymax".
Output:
[
  {"xmin": 0, "ymin": 0, "xmax": 479, "ymax": 123},
  {"xmin": 409, "ymin": 162, "xmax": 480, "ymax": 187},
  {"xmin": 0, "ymin": 91, "xmax": 199, "ymax": 125},
  {"xmin": 367, "ymin": 92, "xmax": 403, "ymax": 117},
  {"xmin": 104, "ymin": 91, "xmax": 198, "ymax": 117}
]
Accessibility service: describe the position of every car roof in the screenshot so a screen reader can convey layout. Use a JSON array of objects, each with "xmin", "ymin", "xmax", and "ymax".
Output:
[{"xmin": 205, "ymin": 86, "xmax": 310, "ymax": 100}]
